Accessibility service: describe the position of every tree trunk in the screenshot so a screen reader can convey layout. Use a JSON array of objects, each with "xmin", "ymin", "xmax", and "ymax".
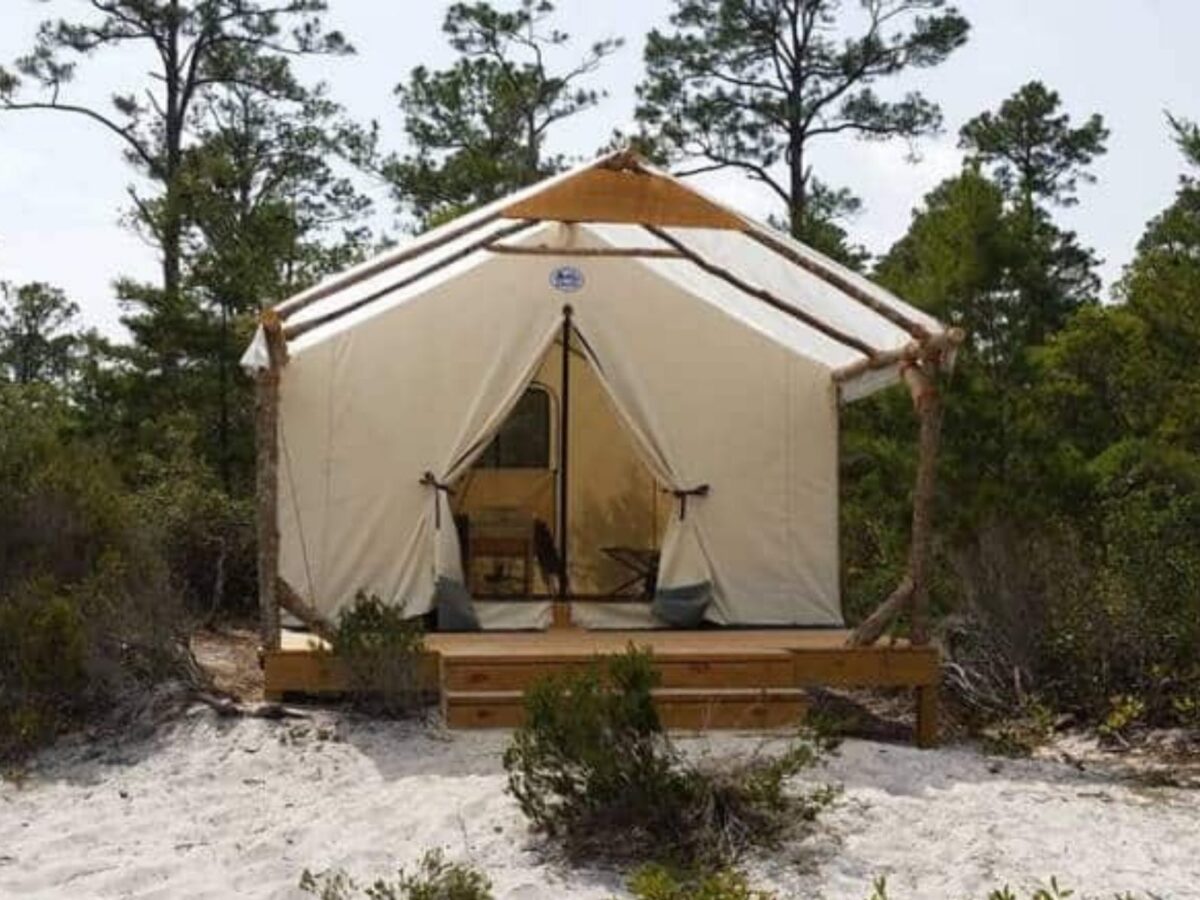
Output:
[
  {"xmin": 789, "ymin": 136, "xmax": 807, "ymax": 240},
  {"xmin": 217, "ymin": 298, "xmax": 231, "ymax": 491}
]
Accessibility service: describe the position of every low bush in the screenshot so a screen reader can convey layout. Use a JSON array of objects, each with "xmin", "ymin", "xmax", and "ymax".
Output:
[
  {"xmin": 332, "ymin": 592, "xmax": 428, "ymax": 717},
  {"xmin": 0, "ymin": 580, "xmax": 88, "ymax": 757},
  {"xmin": 299, "ymin": 849, "xmax": 492, "ymax": 900},
  {"xmin": 503, "ymin": 647, "xmax": 838, "ymax": 868},
  {"xmin": 626, "ymin": 864, "xmax": 778, "ymax": 900},
  {"xmin": 627, "ymin": 869, "xmax": 1146, "ymax": 900}
]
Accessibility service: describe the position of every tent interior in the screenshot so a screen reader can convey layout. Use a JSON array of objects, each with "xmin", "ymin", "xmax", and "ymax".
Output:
[
  {"xmin": 449, "ymin": 331, "xmax": 672, "ymax": 613},
  {"xmin": 246, "ymin": 153, "xmax": 957, "ymax": 638}
]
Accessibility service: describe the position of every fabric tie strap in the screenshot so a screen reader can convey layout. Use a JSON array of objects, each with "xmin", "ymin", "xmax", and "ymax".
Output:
[
  {"xmin": 420, "ymin": 471, "xmax": 456, "ymax": 528},
  {"xmin": 664, "ymin": 484, "xmax": 710, "ymax": 520}
]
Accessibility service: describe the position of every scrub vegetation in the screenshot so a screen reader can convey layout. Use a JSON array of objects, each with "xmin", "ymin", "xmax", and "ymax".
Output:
[
  {"xmin": 0, "ymin": 0, "xmax": 1196, "ymax": 762},
  {"xmin": 503, "ymin": 648, "xmax": 838, "ymax": 867}
]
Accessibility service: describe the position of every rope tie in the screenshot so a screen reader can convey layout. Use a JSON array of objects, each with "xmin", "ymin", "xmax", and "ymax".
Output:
[
  {"xmin": 663, "ymin": 484, "xmax": 710, "ymax": 521},
  {"xmin": 420, "ymin": 471, "xmax": 456, "ymax": 528}
]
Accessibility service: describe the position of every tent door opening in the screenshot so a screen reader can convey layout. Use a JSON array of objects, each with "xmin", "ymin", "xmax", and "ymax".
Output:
[{"xmin": 449, "ymin": 315, "xmax": 668, "ymax": 606}]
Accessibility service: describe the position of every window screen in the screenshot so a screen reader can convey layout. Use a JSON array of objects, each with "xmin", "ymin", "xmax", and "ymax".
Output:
[{"xmin": 473, "ymin": 386, "xmax": 552, "ymax": 469}]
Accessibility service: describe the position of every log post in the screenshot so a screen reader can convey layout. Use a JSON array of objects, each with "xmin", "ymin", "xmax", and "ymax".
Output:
[
  {"xmin": 903, "ymin": 363, "xmax": 943, "ymax": 646},
  {"xmin": 256, "ymin": 310, "xmax": 287, "ymax": 651},
  {"xmin": 848, "ymin": 356, "xmax": 946, "ymax": 647}
]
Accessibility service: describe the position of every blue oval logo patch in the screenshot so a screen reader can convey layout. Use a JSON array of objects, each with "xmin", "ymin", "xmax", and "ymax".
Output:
[{"xmin": 549, "ymin": 265, "xmax": 584, "ymax": 293}]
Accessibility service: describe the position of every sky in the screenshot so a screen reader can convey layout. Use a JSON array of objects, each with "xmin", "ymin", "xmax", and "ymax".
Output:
[{"xmin": 1, "ymin": 0, "xmax": 1197, "ymax": 338}]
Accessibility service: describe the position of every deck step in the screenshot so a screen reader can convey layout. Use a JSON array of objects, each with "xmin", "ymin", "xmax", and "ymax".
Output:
[
  {"xmin": 442, "ymin": 687, "xmax": 808, "ymax": 730},
  {"xmin": 440, "ymin": 651, "xmax": 796, "ymax": 693}
]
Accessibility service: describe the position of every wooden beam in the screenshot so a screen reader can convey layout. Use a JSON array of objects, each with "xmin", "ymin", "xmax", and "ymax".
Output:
[
  {"xmin": 833, "ymin": 327, "xmax": 965, "ymax": 384},
  {"xmin": 485, "ymin": 243, "xmax": 685, "ymax": 259},
  {"xmin": 278, "ymin": 577, "xmax": 336, "ymax": 645},
  {"xmin": 741, "ymin": 224, "xmax": 932, "ymax": 340},
  {"xmin": 847, "ymin": 577, "xmax": 914, "ymax": 647},
  {"xmin": 644, "ymin": 225, "xmax": 879, "ymax": 358},
  {"xmin": 255, "ymin": 310, "xmax": 287, "ymax": 651},
  {"xmin": 502, "ymin": 166, "xmax": 744, "ymax": 229},
  {"xmin": 274, "ymin": 212, "xmax": 501, "ymax": 322},
  {"xmin": 284, "ymin": 219, "xmax": 540, "ymax": 341},
  {"xmin": 916, "ymin": 682, "xmax": 939, "ymax": 748}
]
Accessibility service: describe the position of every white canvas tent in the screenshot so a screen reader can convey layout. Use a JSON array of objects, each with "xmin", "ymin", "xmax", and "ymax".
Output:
[{"xmin": 243, "ymin": 151, "xmax": 961, "ymax": 644}]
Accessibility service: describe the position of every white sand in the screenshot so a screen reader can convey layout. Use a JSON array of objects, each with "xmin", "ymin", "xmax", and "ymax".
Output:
[{"xmin": 1, "ymin": 708, "xmax": 1196, "ymax": 899}]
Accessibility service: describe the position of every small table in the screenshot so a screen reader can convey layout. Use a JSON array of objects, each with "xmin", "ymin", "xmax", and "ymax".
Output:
[{"xmin": 601, "ymin": 546, "xmax": 660, "ymax": 597}]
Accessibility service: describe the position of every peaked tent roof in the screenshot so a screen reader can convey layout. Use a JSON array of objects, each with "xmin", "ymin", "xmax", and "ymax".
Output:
[{"xmin": 244, "ymin": 150, "xmax": 960, "ymax": 402}]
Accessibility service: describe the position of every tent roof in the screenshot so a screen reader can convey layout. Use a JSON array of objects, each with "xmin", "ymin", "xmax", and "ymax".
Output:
[{"xmin": 246, "ymin": 150, "xmax": 960, "ymax": 402}]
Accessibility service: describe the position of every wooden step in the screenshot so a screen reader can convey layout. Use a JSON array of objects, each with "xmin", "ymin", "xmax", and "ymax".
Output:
[
  {"xmin": 439, "ymin": 651, "xmax": 796, "ymax": 693},
  {"xmin": 442, "ymin": 687, "xmax": 808, "ymax": 731}
]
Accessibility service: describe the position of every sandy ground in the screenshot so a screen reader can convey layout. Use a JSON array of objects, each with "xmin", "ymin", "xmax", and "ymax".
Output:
[{"xmin": 2, "ymin": 706, "xmax": 1197, "ymax": 900}]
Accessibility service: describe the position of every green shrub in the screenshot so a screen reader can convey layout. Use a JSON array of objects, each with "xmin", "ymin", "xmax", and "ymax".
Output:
[
  {"xmin": 332, "ymin": 592, "xmax": 428, "ymax": 717},
  {"xmin": 299, "ymin": 849, "xmax": 493, "ymax": 900},
  {"xmin": 503, "ymin": 647, "xmax": 838, "ymax": 867},
  {"xmin": 626, "ymin": 864, "xmax": 778, "ymax": 900},
  {"xmin": 0, "ymin": 580, "xmax": 88, "ymax": 757},
  {"xmin": 1035, "ymin": 456, "xmax": 1200, "ymax": 726}
]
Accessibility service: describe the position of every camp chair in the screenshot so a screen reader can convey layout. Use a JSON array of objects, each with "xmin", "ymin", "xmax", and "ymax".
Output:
[{"xmin": 532, "ymin": 518, "xmax": 561, "ymax": 596}]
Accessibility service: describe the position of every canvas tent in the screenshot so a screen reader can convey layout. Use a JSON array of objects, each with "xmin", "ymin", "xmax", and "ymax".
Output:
[{"xmin": 243, "ymin": 151, "xmax": 960, "ymax": 646}]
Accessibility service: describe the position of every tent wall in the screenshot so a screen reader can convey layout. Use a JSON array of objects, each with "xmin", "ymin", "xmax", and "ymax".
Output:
[{"xmin": 275, "ymin": 243, "xmax": 843, "ymax": 626}]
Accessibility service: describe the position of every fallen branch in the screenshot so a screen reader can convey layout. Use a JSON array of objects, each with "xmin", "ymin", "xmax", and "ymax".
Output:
[{"xmin": 192, "ymin": 691, "xmax": 310, "ymax": 720}]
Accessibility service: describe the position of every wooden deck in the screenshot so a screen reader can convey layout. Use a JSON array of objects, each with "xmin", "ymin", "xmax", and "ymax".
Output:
[{"xmin": 264, "ymin": 627, "xmax": 940, "ymax": 746}]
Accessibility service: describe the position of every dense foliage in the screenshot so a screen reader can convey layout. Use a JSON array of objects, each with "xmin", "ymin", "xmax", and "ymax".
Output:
[
  {"xmin": 0, "ymin": 385, "xmax": 194, "ymax": 760},
  {"xmin": 844, "ymin": 89, "xmax": 1200, "ymax": 729}
]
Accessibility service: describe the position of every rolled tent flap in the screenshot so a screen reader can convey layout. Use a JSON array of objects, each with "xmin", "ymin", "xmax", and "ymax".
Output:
[
  {"xmin": 240, "ymin": 324, "xmax": 270, "ymax": 371},
  {"xmin": 570, "ymin": 249, "xmax": 844, "ymax": 626},
  {"xmin": 571, "ymin": 324, "xmax": 718, "ymax": 610},
  {"xmin": 430, "ymin": 314, "xmax": 563, "ymax": 588}
]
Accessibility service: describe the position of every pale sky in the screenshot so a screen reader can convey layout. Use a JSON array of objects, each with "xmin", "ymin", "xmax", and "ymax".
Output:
[{"xmin": 1, "ymin": 0, "xmax": 1197, "ymax": 337}]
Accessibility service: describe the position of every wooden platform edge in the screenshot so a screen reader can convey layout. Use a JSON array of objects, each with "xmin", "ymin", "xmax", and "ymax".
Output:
[{"xmin": 262, "ymin": 637, "xmax": 941, "ymax": 746}]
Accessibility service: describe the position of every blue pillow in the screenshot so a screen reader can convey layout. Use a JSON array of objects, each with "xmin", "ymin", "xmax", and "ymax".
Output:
[
  {"xmin": 436, "ymin": 576, "xmax": 481, "ymax": 632},
  {"xmin": 651, "ymin": 581, "xmax": 713, "ymax": 628}
]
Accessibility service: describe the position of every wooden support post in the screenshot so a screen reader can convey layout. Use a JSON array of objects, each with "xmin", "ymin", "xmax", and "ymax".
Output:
[
  {"xmin": 916, "ymin": 682, "xmax": 939, "ymax": 748},
  {"xmin": 904, "ymin": 364, "xmax": 942, "ymax": 647},
  {"xmin": 255, "ymin": 311, "xmax": 287, "ymax": 651},
  {"xmin": 848, "ymin": 360, "xmax": 944, "ymax": 647}
]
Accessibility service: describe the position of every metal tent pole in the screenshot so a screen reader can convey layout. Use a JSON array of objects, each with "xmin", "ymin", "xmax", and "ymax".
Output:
[{"xmin": 558, "ymin": 305, "xmax": 573, "ymax": 600}]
